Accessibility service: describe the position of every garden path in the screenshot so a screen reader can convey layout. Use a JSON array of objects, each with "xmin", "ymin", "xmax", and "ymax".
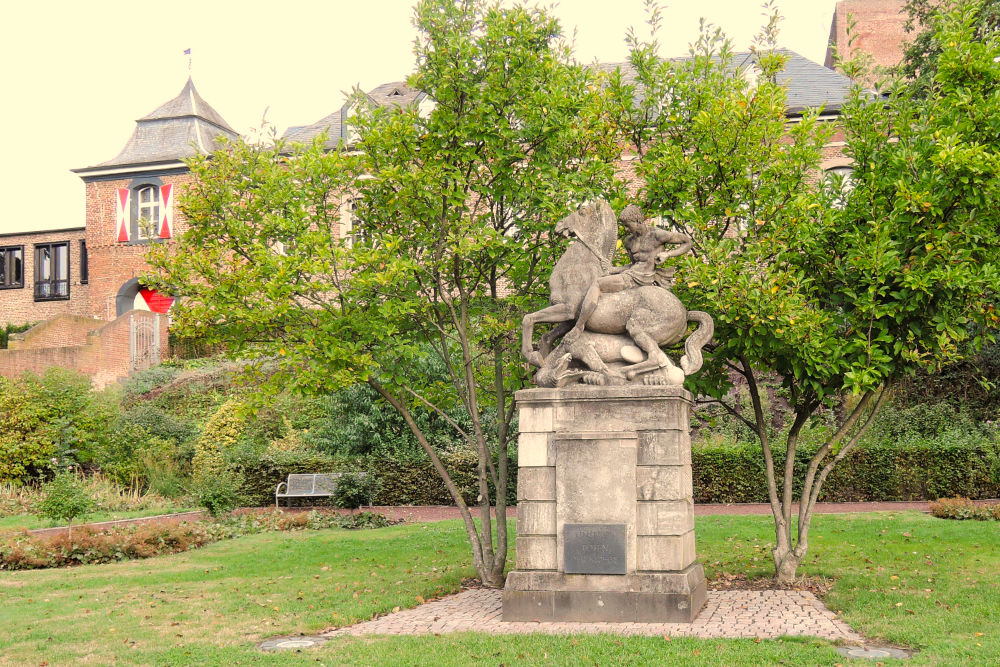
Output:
[{"xmin": 321, "ymin": 588, "xmax": 864, "ymax": 642}]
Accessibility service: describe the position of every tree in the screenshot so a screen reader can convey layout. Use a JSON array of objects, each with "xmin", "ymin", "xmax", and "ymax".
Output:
[
  {"xmin": 148, "ymin": 0, "xmax": 620, "ymax": 587},
  {"xmin": 38, "ymin": 471, "xmax": 94, "ymax": 536},
  {"xmin": 612, "ymin": 3, "xmax": 1000, "ymax": 582},
  {"xmin": 900, "ymin": 0, "xmax": 1000, "ymax": 95}
]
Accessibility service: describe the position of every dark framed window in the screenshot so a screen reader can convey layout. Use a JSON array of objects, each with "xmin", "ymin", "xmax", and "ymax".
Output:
[
  {"xmin": 79, "ymin": 240, "xmax": 88, "ymax": 284},
  {"xmin": 0, "ymin": 245, "xmax": 24, "ymax": 289},
  {"xmin": 34, "ymin": 242, "xmax": 70, "ymax": 301}
]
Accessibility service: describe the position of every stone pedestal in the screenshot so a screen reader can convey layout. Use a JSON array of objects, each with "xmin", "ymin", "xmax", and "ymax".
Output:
[{"xmin": 503, "ymin": 385, "xmax": 706, "ymax": 623}]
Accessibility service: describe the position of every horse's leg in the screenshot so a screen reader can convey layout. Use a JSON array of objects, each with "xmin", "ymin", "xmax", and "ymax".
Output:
[
  {"xmin": 621, "ymin": 315, "xmax": 677, "ymax": 381},
  {"xmin": 521, "ymin": 304, "xmax": 574, "ymax": 367},
  {"xmin": 539, "ymin": 321, "xmax": 573, "ymax": 358}
]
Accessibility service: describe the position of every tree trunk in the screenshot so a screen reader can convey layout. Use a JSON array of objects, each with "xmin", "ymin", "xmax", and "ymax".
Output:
[{"xmin": 773, "ymin": 547, "xmax": 801, "ymax": 585}]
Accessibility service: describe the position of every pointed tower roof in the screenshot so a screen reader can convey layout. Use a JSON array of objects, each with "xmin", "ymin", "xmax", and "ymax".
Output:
[{"xmin": 75, "ymin": 78, "xmax": 239, "ymax": 174}]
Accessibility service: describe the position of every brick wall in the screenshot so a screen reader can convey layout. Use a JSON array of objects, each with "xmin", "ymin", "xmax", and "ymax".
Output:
[
  {"xmin": 825, "ymin": 0, "xmax": 910, "ymax": 71},
  {"xmin": 0, "ymin": 228, "xmax": 90, "ymax": 327},
  {"xmin": 82, "ymin": 172, "xmax": 192, "ymax": 320},
  {"xmin": 6, "ymin": 314, "xmax": 106, "ymax": 350},
  {"xmin": 0, "ymin": 309, "xmax": 168, "ymax": 389}
]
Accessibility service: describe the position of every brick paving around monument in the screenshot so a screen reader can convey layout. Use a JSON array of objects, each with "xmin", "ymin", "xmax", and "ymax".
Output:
[{"xmin": 321, "ymin": 588, "xmax": 864, "ymax": 642}]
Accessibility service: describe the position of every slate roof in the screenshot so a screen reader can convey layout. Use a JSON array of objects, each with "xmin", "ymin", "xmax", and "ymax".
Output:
[
  {"xmin": 599, "ymin": 49, "xmax": 854, "ymax": 115},
  {"xmin": 283, "ymin": 81, "xmax": 425, "ymax": 147},
  {"xmin": 284, "ymin": 50, "xmax": 852, "ymax": 148},
  {"xmin": 76, "ymin": 78, "xmax": 239, "ymax": 171}
]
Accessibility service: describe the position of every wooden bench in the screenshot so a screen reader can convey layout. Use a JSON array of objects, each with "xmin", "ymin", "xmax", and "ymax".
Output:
[{"xmin": 274, "ymin": 473, "xmax": 343, "ymax": 508}]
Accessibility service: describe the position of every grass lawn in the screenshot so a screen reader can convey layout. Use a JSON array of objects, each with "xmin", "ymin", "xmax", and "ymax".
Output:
[
  {"xmin": 0, "ymin": 512, "xmax": 997, "ymax": 665},
  {"xmin": 0, "ymin": 506, "xmax": 199, "ymax": 532}
]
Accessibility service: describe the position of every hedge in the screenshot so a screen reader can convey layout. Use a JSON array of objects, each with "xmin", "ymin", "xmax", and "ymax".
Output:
[
  {"xmin": 692, "ymin": 440, "xmax": 1000, "ymax": 504},
  {"xmin": 230, "ymin": 440, "xmax": 998, "ymax": 508},
  {"xmin": 233, "ymin": 450, "xmax": 517, "ymax": 507}
]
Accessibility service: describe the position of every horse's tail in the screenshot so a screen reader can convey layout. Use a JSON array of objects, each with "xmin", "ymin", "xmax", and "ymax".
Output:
[{"xmin": 680, "ymin": 311, "xmax": 714, "ymax": 375}]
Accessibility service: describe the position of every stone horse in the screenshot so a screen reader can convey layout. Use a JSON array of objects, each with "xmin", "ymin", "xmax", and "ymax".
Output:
[{"xmin": 521, "ymin": 199, "xmax": 714, "ymax": 387}]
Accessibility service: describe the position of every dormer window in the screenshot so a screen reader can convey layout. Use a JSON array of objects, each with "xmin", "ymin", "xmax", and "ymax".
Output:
[{"xmin": 136, "ymin": 186, "xmax": 160, "ymax": 240}]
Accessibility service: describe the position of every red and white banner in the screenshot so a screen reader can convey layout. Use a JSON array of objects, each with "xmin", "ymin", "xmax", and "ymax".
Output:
[
  {"xmin": 116, "ymin": 188, "xmax": 131, "ymax": 243},
  {"xmin": 159, "ymin": 183, "xmax": 173, "ymax": 238}
]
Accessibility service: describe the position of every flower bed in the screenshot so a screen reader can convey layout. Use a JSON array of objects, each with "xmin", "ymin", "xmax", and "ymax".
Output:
[{"xmin": 0, "ymin": 510, "xmax": 396, "ymax": 571}]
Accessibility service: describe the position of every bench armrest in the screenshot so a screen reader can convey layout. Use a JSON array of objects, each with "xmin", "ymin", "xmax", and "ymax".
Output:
[{"xmin": 275, "ymin": 481, "xmax": 288, "ymax": 495}]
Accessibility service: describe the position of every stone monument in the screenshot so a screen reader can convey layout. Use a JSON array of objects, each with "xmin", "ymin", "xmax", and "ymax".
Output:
[{"xmin": 503, "ymin": 200, "xmax": 713, "ymax": 623}]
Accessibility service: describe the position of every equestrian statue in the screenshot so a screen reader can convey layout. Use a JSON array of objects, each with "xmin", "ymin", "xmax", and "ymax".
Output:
[{"xmin": 521, "ymin": 199, "xmax": 714, "ymax": 388}]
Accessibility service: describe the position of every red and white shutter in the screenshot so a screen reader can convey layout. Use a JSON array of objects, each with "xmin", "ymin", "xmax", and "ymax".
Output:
[
  {"xmin": 116, "ymin": 188, "xmax": 131, "ymax": 242},
  {"xmin": 159, "ymin": 183, "xmax": 173, "ymax": 239}
]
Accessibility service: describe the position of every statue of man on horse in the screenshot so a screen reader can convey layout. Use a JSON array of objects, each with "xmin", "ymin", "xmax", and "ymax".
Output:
[{"xmin": 521, "ymin": 199, "xmax": 713, "ymax": 388}]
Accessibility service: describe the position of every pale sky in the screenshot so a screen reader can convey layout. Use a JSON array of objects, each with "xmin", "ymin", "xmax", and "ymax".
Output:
[{"xmin": 0, "ymin": 0, "xmax": 839, "ymax": 236}]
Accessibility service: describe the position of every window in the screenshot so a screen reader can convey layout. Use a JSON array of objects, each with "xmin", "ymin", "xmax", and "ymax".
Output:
[
  {"xmin": 135, "ymin": 185, "xmax": 160, "ymax": 240},
  {"xmin": 824, "ymin": 166, "xmax": 855, "ymax": 209},
  {"xmin": 340, "ymin": 198, "xmax": 366, "ymax": 248},
  {"xmin": 34, "ymin": 242, "xmax": 70, "ymax": 301},
  {"xmin": 79, "ymin": 240, "xmax": 88, "ymax": 284},
  {"xmin": 0, "ymin": 245, "xmax": 24, "ymax": 289}
]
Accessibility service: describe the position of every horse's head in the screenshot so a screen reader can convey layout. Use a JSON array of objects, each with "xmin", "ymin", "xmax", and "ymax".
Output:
[{"xmin": 555, "ymin": 200, "xmax": 617, "ymax": 260}]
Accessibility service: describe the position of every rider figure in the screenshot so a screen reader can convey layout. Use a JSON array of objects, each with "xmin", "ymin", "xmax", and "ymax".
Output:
[{"xmin": 563, "ymin": 204, "xmax": 692, "ymax": 345}]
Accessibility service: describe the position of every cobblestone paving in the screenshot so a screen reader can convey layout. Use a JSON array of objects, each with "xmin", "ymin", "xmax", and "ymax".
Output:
[{"xmin": 322, "ymin": 589, "xmax": 864, "ymax": 642}]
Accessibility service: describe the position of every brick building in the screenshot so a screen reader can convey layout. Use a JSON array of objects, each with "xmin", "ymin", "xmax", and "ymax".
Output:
[
  {"xmin": 0, "ymin": 227, "xmax": 90, "ymax": 327},
  {"xmin": 825, "ymin": 0, "xmax": 910, "ymax": 71},
  {"xmin": 0, "ymin": 78, "xmax": 237, "ymax": 386},
  {"xmin": 71, "ymin": 77, "xmax": 238, "ymax": 321}
]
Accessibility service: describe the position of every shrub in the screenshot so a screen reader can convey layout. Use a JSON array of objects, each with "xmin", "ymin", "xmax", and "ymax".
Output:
[
  {"xmin": 121, "ymin": 365, "xmax": 183, "ymax": 401},
  {"xmin": 0, "ymin": 482, "xmax": 37, "ymax": 517},
  {"xmin": 303, "ymin": 382, "xmax": 471, "ymax": 457},
  {"xmin": 37, "ymin": 472, "xmax": 94, "ymax": 527},
  {"xmin": 930, "ymin": 497, "xmax": 1000, "ymax": 521},
  {"xmin": 0, "ymin": 368, "xmax": 107, "ymax": 483},
  {"xmin": 119, "ymin": 404, "xmax": 198, "ymax": 447},
  {"xmin": 691, "ymin": 436, "xmax": 1000, "ymax": 504},
  {"xmin": 0, "ymin": 509, "xmax": 393, "ymax": 571},
  {"xmin": 332, "ymin": 473, "xmax": 377, "ymax": 510},
  {"xmin": 189, "ymin": 473, "xmax": 243, "ymax": 517},
  {"xmin": 191, "ymin": 399, "xmax": 250, "ymax": 477},
  {"xmin": 335, "ymin": 511, "xmax": 396, "ymax": 529}
]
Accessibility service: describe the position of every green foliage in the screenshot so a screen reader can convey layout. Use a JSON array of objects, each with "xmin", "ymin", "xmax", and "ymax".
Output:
[
  {"xmin": 693, "ymin": 436, "xmax": 1000, "ymax": 503},
  {"xmin": 305, "ymin": 381, "xmax": 471, "ymax": 457},
  {"xmin": 36, "ymin": 472, "xmax": 94, "ymax": 525},
  {"xmin": 191, "ymin": 399, "xmax": 252, "ymax": 477},
  {"xmin": 331, "ymin": 472, "xmax": 377, "ymax": 510},
  {"xmin": 189, "ymin": 472, "xmax": 243, "ymax": 517},
  {"xmin": 0, "ymin": 322, "xmax": 34, "ymax": 349},
  {"xmin": 899, "ymin": 0, "xmax": 1000, "ymax": 96},
  {"xmin": 614, "ymin": 1, "xmax": 1000, "ymax": 580},
  {"xmin": 146, "ymin": 0, "xmax": 622, "ymax": 586},
  {"xmin": 894, "ymin": 340, "xmax": 1000, "ymax": 420},
  {"xmin": 0, "ymin": 368, "xmax": 111, "ymax": 483},
  {"xmin": 230, "ymin": 448, "xmax": 517, "ymax": 508},
  {"xmin": 121, "ymin": 364, "xmax": 183, "ymax": 401}
]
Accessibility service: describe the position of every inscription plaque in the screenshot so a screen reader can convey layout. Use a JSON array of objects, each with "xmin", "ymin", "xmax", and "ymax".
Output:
[{"xmin": 563, "ymin": 523, "xmax": 627, "ymax": 574}]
